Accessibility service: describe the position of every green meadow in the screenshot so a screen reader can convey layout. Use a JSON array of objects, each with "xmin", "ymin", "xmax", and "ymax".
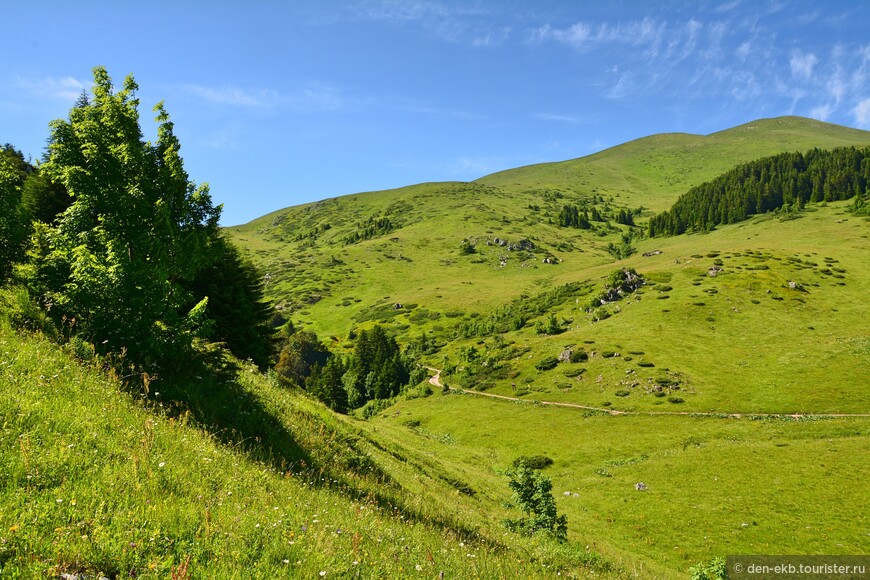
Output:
[
  {"xmin": 3, "ymin": 115, "xmax": 870, "ymax": 577},
  {"xmin": 222, "ymin": 115, "xmax": 870, "ymax": 576}
]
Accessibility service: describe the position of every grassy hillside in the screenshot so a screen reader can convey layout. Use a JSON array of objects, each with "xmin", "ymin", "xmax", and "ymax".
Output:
[
  {"xmin": 479, "ymin": 116, "xmax": 870, "ymax": 212},
  {"xmin": 0, "ymin": 319, "xmax": 616, "ymax": 578},
  {"xmin": 221, "ymin": 115, "xmax": 870, "ymax": 576}
]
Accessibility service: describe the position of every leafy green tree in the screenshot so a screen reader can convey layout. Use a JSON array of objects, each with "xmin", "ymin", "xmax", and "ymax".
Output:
[
  {"xmin": 275, "ymin": 330, "xmax": 330, "ymax": 386},
  {"xmin": 29, "ymin": 67, "xmax": 221, "ymax": 369},
  {"xmin": 0, "ymin": 146, "xmax": 28, "ymax": 279},
  {"xmin": 503, "ymin": 464, "xmax": 568, "ymax": 541}
]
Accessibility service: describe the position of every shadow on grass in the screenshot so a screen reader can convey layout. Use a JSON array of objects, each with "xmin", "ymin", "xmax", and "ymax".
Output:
[{"xmin": 147, "ymin": 352, "xmax": 313, "ymax": 473}]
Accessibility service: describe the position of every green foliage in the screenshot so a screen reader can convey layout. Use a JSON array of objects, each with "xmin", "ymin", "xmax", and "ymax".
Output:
[
  {"xmin": 689, "ymin": 557, "xmax": 728, "ymax": 580},
  {"xmin": 0, "ymin": 145, "xmax": 29, "ymax": 279},
  {"xmin": 20, "ymin": 169, "xmax": 72, "ymax": 225},
  {"xmin": 275, "ymin": 330, "xmax": 330, "ymax": 385},
  {"xmin": 342, "ymin": 214, "xmax": 394, "ymax": 245},
  {"xmin": 503, "ymin": 465, "xmax": 568, "ymax": 541},
  {"xmin": 649, "ymin": 146, "xmax": 870, "ymax": 236},
  {"xmin": 557, "ymin": 204, "xmax": 591, "ymax": 229},
  {"xmin": 535, "ymin": 313, "xmax": 564, "ymax": 335},
  {"xmin": 569, "ymin": 349, "xmax": 588, "ymax": 363},
  {"xmin": 184, "ymin": 234, "xmax": 275, "ymax": 368},
  {"xmin": 308, "ymin": 355, "xmax": 349, "ymax": 413},
  {"xmin": 535, "ymin": 356, "xmax": 559, "ymax": 371},
  {"xmin": 459, "ymin": 238, "xmax": 476, "ymax": 254},
  {"xmin": 512, "ymin": 455, "xmax": 555, "ymax": 470},
  {"xmin": 25, "ymin": 67, "xmax": 221, "ymax": 370},
  {"xmin": 453, "ymin": 282, "xmax": 587, "ymax": 338}
]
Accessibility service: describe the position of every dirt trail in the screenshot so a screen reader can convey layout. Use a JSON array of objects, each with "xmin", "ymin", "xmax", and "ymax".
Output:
[{"xmin": 425, "ymin": 368, "xmax": 870, "ymax": 419}]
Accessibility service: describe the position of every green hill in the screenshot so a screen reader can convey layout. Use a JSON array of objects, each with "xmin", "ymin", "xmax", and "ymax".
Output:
[
  {"xmin": 227, "ymin": 115, "xmax": 870, "ymax": 341},
  {"xmin": 5, "ymin": 114, "xmax": 869, "ymax": 578},
  {"xmin": 222, "ymin": 115, "xmax": 870, "ymax": 576},
  {"xmin": 0, "ymin": 316, "xmax": 615, "ymax": 577}
]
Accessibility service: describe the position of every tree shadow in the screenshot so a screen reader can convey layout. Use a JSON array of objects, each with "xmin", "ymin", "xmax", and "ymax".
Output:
[{"xmin": 144, "ymin": 351, "xmax": 313, "ymax": 473}]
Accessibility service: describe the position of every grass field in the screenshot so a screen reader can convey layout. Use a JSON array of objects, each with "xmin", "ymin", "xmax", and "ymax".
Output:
[
  {"xmin": 4, "ymin": 116, "xmax": 869, "ymax": 578},
  {"xmin": 0, "ymin": 319, "xmax": 616, "ymax": 578}
]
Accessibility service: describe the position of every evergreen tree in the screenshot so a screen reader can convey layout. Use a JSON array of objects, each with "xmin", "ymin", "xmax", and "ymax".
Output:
[{"xmin": 185, "ymin": 234, "xmax": 275, "ymax": 368}]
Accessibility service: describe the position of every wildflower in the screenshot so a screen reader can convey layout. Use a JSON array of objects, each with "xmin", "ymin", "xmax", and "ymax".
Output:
[
  {"xmin": 56, "ymin": 499, "xmax": 63, "ymax": 504},
  {"xmin": 158, "ymin": 462, "xmax": 166, "ymax": 468},
  {"xmin": 9, "ymin": 525, "xmax": 19, "ymax": 532},
  {"xmin": 416, "ymin": 564, "xmax": 423, "ymax": 571},
  {"xmin": 319, "ymin": 572, "xmax": 326, "ymax": 577},
  {"xmin": 282, "ymin": 559, "xmax": 289, "ymax": 564}
]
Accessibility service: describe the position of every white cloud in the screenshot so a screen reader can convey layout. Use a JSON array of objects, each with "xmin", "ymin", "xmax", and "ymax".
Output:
[
  {"xmin": 535, "ymin": 113, "xmax": 589, "ymax": 124},
  {"xmin": 790, "ymin": 50, "xmax": 819, "ymax": 79},
  {"xmin": 15, "ymin": 76, "xmax": 86, "ymax": 101},
  {"xmin": 182, "ymin": 84, "xmax": 277, "ymax": 107},
  {"xmin": 180, "ymin": 83, "xmax": 345, "ymax": 112},
  {"xmin": 853, "ymin": 98, "xmax": 870, "ymax": 128},
  {"xmin": 811, "ymin": 103, "xmax": 834, "ymax": 121}
]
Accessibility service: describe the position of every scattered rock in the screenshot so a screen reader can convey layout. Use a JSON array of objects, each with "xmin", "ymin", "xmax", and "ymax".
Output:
[
  {"xmin": 643, "ymin": 250, "xmax": 663, "ymax": 257},
  {"xmin": 635, "ymin": 482, "xmax": 647, "ymax": 491},
  {"xmin": 558, "ymin": 349, "xmax": 573, "ymax": 362},
  {"xmin": 393, "ymin": 303, "xmax": 404, "ymax": 310},
  {"xmin": 508, "ymin": 238, "xmax": 535, "ymax": 252},
  {"xmin": 708, "ymin": 265, "xmax": 723, "ymax": 277}
]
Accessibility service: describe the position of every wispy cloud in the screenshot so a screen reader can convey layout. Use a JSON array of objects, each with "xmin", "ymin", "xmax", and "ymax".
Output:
[
  {"xmin": 15, "ymin": 76, "xmax": 87, "ymax": 101},
  {"xmin": 179, "ymin": 83, "xmax": 347, "ymax": 112},
  {"xmin": 355, "ymin": 0, "xmax": 507, "ymax": 46},
  {"xmin": 181, "ymin": 84, "xmax": 278, "ymax": 107},
  {"xmin": 535, "ymin": 112, "xmax": 591, "ymax": 124},
  {"xmin": 790, "ymin": 50, "xmax": 819, "ymax": 80},
  {"xmin": 853, "ymin": 98, "xmax": 870, "ymax": 128}
]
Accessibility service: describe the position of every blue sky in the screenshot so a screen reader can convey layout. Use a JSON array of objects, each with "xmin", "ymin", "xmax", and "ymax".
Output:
[{"xmin": 2, "ymin": 1, "xmax": 869, "ymax": 225}]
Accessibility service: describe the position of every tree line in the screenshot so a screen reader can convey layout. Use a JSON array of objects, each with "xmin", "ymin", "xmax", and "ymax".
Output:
[{"xmin": 648, "ymin": 146, "xmax": 870, "ymax": 236}]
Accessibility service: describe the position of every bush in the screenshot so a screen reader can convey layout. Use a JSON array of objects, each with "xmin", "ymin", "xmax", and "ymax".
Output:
[
  {"xmin": 615, "ymin": 389, "xmax": 630, "ymax": 397},
  {"xmin": 535, "ymin": 357, "xmax": 559, "ymax": 371},
  {"xmin": 502, "ymin": 465, "xmax": 568, "ymax": 542},
  {"xmin": 602, "ymin": 351, "xmax": 618, "ymax": 358},
  {"xmin": 569, "ymin": 350, "xmax": 588, "ymax": 363},
  {"xmin": 689, "ymin": 557, "xmax": 727, "ymax": 580},
  {"xmin": 512, "ymin": 455, "xmax": 554, "ymax": 470},
  {"xmin": 668, "ymin": 396, "xmax": 685, "ymax": 404},
  {"xmin": 563, "ymin": 368, "xmax": 586, "ymax": 378},
  {"xmin": 637, "ymin": 360, "xmax": 655, "ymax": 367}
]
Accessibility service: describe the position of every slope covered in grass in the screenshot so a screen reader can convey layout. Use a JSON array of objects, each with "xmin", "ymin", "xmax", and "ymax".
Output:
[
  {"xmin": 227, "ymin": 116, "xmax": 870, "ymax": 343},
  {"xmin": 0, "ymin": 320, "xmax": 615, "ymax": 578}
]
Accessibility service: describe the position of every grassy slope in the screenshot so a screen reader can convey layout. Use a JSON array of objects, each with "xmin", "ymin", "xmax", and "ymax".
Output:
[
  {"xmin": 221, "ymin": 115, "xmax": 870, "ymax": 577},
  {"xmin": 479, "ymin": 116, "xmax": 870, "ymax": 212},
  {"xmin": 227, "ymin": 116, "xmax": 870, "ymax": 343},
  {"xmin": 0, "ymin": 321, "xmax": 615, "ymax": 578}
]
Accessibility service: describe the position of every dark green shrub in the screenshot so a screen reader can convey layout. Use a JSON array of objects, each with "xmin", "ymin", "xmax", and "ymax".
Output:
[
  {"xmin": 668, "ymin": 396, "xmax": 684, "ymax": 404},
  {"xmin": 535, "ymin": 357, "xmax": 559, "ymax": 371},
  {"xmin": 563, "ymin": 368, "xmax": 586, "ymax": 378},
  {"xmin": 569, "ymin": 350, "xmax": 588, "ymax": 363},
  {"xmin": 602, "ymin": 351, "xmax": 618, "ymax": 358},
  {"xmin": 638, "ymin": 361, "xmax": 655, "ymax": 368},
  {"xmin": 615, "ymin": 389, "xmax": 630, "ymax": 397},
  {"xmin": 512, "ymin": 455, "xmax": 554, "ymax": 470}
]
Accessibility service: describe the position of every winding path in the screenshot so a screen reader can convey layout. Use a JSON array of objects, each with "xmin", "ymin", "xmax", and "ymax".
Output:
[{"xmin": 425, "ymin": 368, "xmax": 870, "ymax": 419}]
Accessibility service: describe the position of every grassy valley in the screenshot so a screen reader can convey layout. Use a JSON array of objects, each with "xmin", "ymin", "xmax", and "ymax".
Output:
[
  {"xmin": 222, "ymin": 115, "xmax": 870, "ymax": 576},
  {"xmin": 3, "ymin": 113, "xmax": 870, "ymax": 578}
]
